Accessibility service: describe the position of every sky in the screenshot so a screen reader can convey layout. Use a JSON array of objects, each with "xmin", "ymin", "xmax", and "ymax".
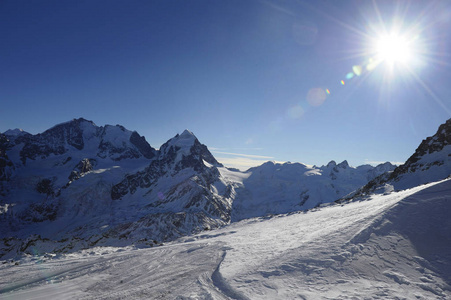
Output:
[{"xmin": 1, "ymin": 0, "xmax": 451, "ymax": 170}]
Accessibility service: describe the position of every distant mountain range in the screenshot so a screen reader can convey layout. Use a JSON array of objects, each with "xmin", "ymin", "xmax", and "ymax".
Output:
[{"xmin": 0, "ymin": 117, "xmax": 450, "ymax": 259}]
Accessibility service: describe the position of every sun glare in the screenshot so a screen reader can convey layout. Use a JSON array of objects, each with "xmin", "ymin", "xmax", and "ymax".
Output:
[
  {"xmin": 292, "ymin": 1, "xmax": 449, "ymax": 116},
  {"xmin": 375, "ymin": 33, "xmax": 413, "ymax": 65}
]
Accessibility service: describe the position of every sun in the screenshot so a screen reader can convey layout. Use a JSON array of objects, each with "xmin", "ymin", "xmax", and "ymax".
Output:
[
  {"xmin": 375, "ymin": 33, "xmax": 414, "ymax": 65},
  {"xmin": 315, "ymin": 1, "xmax": 449, "ymax": 114},
  {"xmin": 363, "ymin": 18, "xmax": 428, "ymax": 75}
]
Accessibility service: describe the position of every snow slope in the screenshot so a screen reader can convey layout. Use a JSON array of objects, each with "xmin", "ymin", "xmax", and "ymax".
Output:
[{"xmin": 1, "ymin": 178, "xmax": 449, "ymax": 299}]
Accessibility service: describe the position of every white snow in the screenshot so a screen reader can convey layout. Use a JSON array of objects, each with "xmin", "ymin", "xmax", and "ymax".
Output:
[
  {"xmin": 101, "ymin": 125, "xmax": 131, "ymax": 148},
  {"xmin": 218, "ymin": 167, "xmax": 251, "ymax": 183},
  {"xmin": 1, "ymin": 178, "xmax": 450, "ymax": 299}
]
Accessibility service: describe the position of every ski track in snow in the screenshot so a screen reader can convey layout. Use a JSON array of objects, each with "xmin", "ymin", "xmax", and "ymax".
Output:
[{"xmin": 1, "ymin": 179, "xmax": 451, "ymax": 299}]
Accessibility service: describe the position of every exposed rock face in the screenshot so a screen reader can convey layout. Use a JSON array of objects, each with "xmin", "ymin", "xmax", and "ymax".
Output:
[
  {"xmin": 68, "ymin": 158, "xmax": 96, "ymax": 182},
  {"xmin": 12, "ymin": 118, "xmax": 157, "ymax": 165},
  {"xmin": 395, "ymin": 119, "xmax": 451, "ymax": 174},
  {"xmin": 111, "ymin": 129, "xmax": 231, "ymax": 226},
  {"xmin": 0, "ymin": 134, "xmax": 14, "ymax": 182},
  {"xmin": 129, "ymin": 131, "xmax": 156, "ymax": 159},
  {"xmin": 18, "ymin": 118, "xmax": 89, "ymax": 164}
]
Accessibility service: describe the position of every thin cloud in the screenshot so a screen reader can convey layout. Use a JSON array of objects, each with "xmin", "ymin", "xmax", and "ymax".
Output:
[
  {"xmin": 211, "ymin": 151, "xmax": 273, "ymax": 160},
  {"xmin": 209, "ymin": 147, "xmax": 227, "ymax": 151},
  {"xmin": 216, "ymin": 157, "xmax": 270, "ymax": 171}
]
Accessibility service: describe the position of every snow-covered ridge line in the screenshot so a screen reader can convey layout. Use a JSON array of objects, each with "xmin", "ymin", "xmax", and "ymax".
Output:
[
  {"xmin": 0, "ymin": 117, "xmax": 450, "ymax": 260},
  {"xmin": 344, "ymin": 118, "xmax": 451, "ymax": 200}
]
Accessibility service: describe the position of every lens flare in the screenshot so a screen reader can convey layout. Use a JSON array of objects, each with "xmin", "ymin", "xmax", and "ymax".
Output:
[
  {"xmin": 296, "ymin": 1, "xmax": 442, "ymax": 119},
  {"xmin": 307, "ymin": 88, "xmax": 327, "ymax": 106},
  {"xmin": 366, "ymin": 58, "xmax": 379, "ymax": 71},
  {"xmin": 287, "ymin": 105, "xmax": 305, "ymax": 119},
  {"xmin": 352, "ymin": 65, "xmax": 362, "ymax": 76}
]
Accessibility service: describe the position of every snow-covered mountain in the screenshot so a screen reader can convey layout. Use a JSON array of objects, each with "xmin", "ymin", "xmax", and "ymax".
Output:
[
  {"xmin": 0, "ymin": 117, "xmax": 409, "ymax": 259},
  {"xmin": 348, "ymin": 118, "xmax": 451, "ymax": 199},
  {"xmin": 229, "ymin": 160, "xmax": 395, "ymax": 221},
  {"xmin": 0, "ymin": 119, "xmax": 235, "ymax": 258}
]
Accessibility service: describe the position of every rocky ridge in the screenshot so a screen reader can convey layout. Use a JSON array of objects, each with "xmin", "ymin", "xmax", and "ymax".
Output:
[{"xmin": 343, "ymin": 118, "xmax": 451, "ymax": 200}]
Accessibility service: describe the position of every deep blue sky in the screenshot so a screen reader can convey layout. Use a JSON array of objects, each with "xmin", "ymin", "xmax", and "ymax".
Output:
[{"xmin": 1, "ymin": 0, "xmax": 451, "ymax": 169}]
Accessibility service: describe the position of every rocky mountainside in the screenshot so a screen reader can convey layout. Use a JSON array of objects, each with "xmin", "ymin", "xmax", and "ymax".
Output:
[
  {"xmin": 0, "ymin": 118, "xmax": 404, "ymax": 258},
  {"xmin": 345, "ymin": 118, "xmax": 451, "ymax": 199},
  {"xmin": 0, "ymin": 119, "xmax": 234, "ymax": 258}
]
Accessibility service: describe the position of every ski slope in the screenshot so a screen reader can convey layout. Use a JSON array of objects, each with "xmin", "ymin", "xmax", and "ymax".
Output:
[{"xmin": 1, "ymin": 179, "xmax": 450, "ymax": 299}]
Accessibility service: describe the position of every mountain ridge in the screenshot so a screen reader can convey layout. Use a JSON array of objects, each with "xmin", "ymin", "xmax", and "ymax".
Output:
[
  {"xmin": 1, "ymin": 117, "xmax": 450, "ymax": 258},
  {"xmin": 342, "ymin": 118, "xmax": 451, "ymax": 201}
]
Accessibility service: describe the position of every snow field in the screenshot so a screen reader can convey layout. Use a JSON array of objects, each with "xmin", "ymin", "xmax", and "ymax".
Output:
[{"xmin": 1, "ymin": 179, "xmax": 450, "ymax": 299}]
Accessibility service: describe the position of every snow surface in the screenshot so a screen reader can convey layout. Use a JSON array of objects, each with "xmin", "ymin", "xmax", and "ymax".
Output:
[{"xmin": 1, "ymin": 178, "xmax": 450, "ymax": 299}]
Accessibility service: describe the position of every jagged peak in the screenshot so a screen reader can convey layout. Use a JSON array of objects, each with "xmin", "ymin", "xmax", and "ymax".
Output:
[
  {"xmin": 180, "ymin": 129, "xmax": 195, "ymax": 138},
  {"xmin": 156, "ymin": 129, "xmax": 222, "ymax": 168},
  {"xmin": 337, "ymin": 160, "xmax": 349, "ymax": 168},
  {"xmin": 166, "ymin": 130, "xmax": 198, "ymax": 150},
  {"xmin": 425, "ymin": 118, "xmax": 451, "ymax": 149},
  {"xmin": 326, "ymin": 160, "xmax": 337, "ymax": 168}
]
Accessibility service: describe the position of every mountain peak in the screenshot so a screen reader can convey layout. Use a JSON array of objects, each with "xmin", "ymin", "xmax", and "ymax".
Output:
[
  {"xmin": 49, "ymin": 118, "xmax": 96, "ymax": 130},
  {"xmin": 424, "ymin": 118, "xmax": 451, "ymax": 154},
  {"xmin": 168, "ymin": 130, "xmax": 198, "ymax": 150},
  {"xmin": 3, "ymin": 128, "xmax": 28, "ymax": 137},
  {"xmin": 180, "ymin": 129, "xmax": 195, "ymax": 137},
  {"xmin": 337, "ymin": 160, "xmax": 349, "ymax": 168},
  {"xmin": 326, "ymin": 160, "xmax": 337, "ymax": 168}
]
